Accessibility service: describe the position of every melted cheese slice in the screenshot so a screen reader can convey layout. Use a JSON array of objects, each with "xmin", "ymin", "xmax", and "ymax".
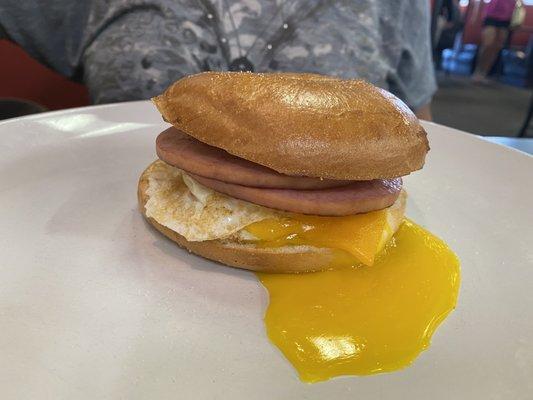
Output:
[
  {"xmin": 244, "ymin": 191, "xmax": 405, "ymax": 266},
  {"xmin": 245, "ymin": 211, "xmax": 387, "ymax": 266}
]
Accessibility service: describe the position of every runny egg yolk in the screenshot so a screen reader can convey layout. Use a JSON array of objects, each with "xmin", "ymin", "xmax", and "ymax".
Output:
[{"xmin": 247, "ymin": 218, "xmax": 460, "ymax": 383}]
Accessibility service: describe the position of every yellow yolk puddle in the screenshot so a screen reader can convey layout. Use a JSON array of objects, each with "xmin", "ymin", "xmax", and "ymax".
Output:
[{"xmin": 254, "ymin": 220, "xmax": 460, "ymax": 382}]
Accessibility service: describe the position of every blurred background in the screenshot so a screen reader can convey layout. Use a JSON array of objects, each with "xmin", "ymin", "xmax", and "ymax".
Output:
[{"xmin": 0, "ymin": 0, "xmax": 531, "ymax": 138}]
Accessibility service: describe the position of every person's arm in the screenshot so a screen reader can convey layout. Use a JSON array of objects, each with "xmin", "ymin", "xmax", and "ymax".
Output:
[
  {"xmin": 82, "ymin": 5, "xmax": 207, "ymax": 104},
  {"xmin": 0, "ymin": 1, "xmax": 90, "ymax": 79},
  {"xmin": 415, "ymin": 103, "xmax": 432, "ymax": 121},
  {"xmin": 387, "ymin": 0, "xmax": 437, "ymax": 119},
  {"xmin": 0, "ymin": 1, "xmax": 206, "ymax": 103}
]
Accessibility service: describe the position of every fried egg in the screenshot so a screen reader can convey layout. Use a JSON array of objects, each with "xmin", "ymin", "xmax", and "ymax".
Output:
[{"xmin": 144, "ymin": 160, "xmax": 460, "ymax": 381}]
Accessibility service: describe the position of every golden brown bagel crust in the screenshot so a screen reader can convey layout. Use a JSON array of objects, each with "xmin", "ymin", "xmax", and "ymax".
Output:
[
  {"xmin": 152, "ymin": 72, "xmax": 429, "ymax": 180},
  {"xmin": 138, "ymin": 162, "xmax": 406, "ymax": 273}
]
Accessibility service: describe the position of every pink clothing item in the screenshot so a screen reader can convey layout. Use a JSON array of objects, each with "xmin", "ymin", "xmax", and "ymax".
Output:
[{"xmin": 484, "ymin": 0, "xmax": 516, "ymax": 21}]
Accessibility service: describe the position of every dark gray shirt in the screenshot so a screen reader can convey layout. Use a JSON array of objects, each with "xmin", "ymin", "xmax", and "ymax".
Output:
[{"xmin": 0, "ymin": 0, "xmax": 436, "ymax": 109}]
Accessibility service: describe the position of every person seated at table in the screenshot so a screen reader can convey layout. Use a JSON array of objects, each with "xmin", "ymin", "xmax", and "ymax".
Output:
[
  {"xmin": 472, "ymin": 0, "xmax": 522, "ymax": 83},
  {"xmin": 0, "ymin": 0, "xmax": 435, "ymax": 120}
]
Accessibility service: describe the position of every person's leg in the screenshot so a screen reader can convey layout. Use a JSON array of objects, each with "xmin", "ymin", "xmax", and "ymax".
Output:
[
  {"xmin": 473, "ymin": 25, "xmax": 499, "ymax": 80},
  {"xmin": 494, "ymin": 27, "xmax": 509, "ymax": 52},
  {"xmin": 493, "ymin": 27, "xmax": 510, "ymax": 76}
]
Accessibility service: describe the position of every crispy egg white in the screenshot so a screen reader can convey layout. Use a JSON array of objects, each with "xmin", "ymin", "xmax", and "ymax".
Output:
[{"xmin": 144, "ymin": 160, "xmax": 275, "ymax": 241}]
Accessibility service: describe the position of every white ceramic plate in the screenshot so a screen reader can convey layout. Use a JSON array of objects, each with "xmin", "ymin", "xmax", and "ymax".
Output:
[{"xmin": 1, "ymin": 102, "xmax": 532, "ymax": 400}]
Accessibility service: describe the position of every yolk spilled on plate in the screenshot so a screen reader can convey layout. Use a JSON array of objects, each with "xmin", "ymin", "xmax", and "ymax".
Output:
[{"xmin": 251, "ymin": 219, "xmax": 460, "ymax": 382}]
